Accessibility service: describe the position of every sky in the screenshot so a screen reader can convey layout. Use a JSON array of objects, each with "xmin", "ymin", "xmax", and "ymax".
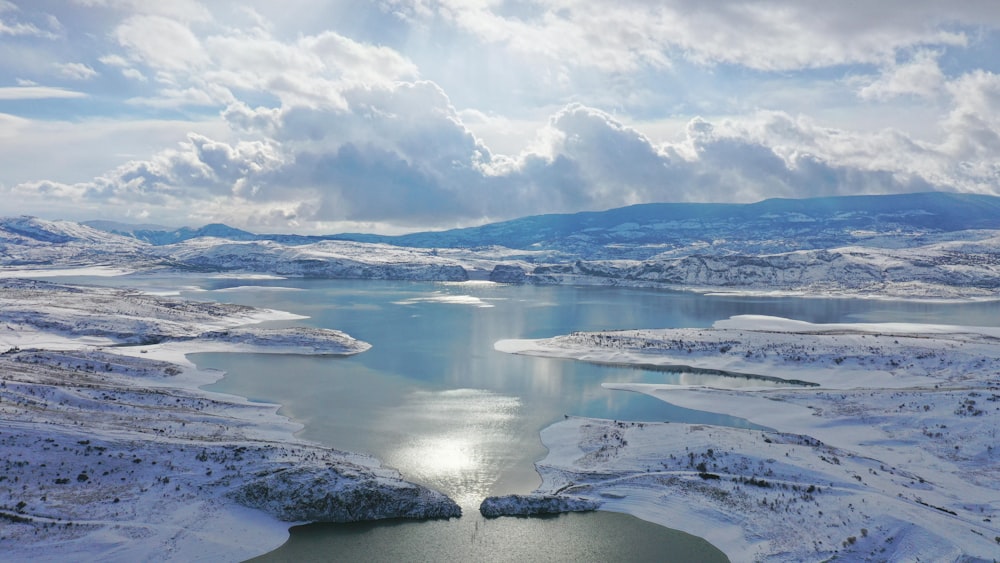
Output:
[{"xmin": 1, "ymin": 1, "xmax": 999, "ymax": 234}]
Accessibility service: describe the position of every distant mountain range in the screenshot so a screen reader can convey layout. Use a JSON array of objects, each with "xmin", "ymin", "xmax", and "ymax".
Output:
[
  {"xmin": 83, "ymin": 192, "xmax": 1000, "ymax": 259},
  {"xmin": 83, "ymin": 220, "xmax": 258, "ymax": 246},
  {"xmin": 5, "ymin": 191, "xmax": 1000, "ymax": 298}
]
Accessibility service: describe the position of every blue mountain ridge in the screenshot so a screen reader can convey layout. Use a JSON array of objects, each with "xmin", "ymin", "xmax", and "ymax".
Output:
[
  {"xmin": 83, "ymin": 222, "xmax": 258, "ymax": 246},
  {"xmin": 84, "ymin": 192, "xmax": 1000, "ymax": 259}
]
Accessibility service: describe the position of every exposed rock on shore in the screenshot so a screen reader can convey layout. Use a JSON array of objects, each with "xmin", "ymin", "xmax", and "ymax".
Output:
[{"xmin": 479, "ymin": 494, "xmax": 600, "ymax": 518}]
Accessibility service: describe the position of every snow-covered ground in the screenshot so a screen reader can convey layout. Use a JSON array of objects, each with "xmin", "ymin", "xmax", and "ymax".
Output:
[
  {"xmin": 6, "ymin": 215, "xmax": 1000, "ymax": 299},
  {"xmin": 0, "ymin": 266, "xmax": 136, "ymax": 278},
  {"xmin": 0, "ymin": 280, "xmax": 459, "ymax": 562},
  {"xmin": 5, "ymin": 209, "xmax": 1000, "ymax": 560},
  {"xmin": 495, "ymin": 316, "xmax": 1000, "ymax": 561},
  {"xmin": 512, "ymin": 234, "xmax": 1000, "ymax": 300}
]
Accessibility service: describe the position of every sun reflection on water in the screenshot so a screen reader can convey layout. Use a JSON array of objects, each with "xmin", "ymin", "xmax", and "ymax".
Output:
[{"xmin": 376, "ymin": 388, "xmax": 521, "ymax": 507}]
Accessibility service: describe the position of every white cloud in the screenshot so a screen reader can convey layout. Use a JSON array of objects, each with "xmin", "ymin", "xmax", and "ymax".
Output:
[
  {"xmin": 0, "ymin": 17, "xmax": 55, "ymax": 38},
  {"xmin": 71, "ymin": 0, "xmax": 211, "ymax": 23},
  {"xmin": 201, "ymin": 29, "xmax": 419, "ymax": 109},
  {"xmin": 511, "ymin": 106, "xmax": 938, "ymax": 209},
  {"xmin": 0, "ymin": 113, "xmax": 229, "ymax": 187},
  {"xmin": 114, "ymin": 15, "xmax": 209, "ymax": 71},
  {"xmin": 0, "ymin": 86, "xmax": 86, "ymax": 99},
  {"xmin": 6, "ymin": 89, "xmax": 950, "ymax": 232},
  {"xmin": 384, "ymin": 0, "xmax": 991, "ymax": 72},
  {"xmin": 55, "ymin": 62, "xmax": 98, "ymax": 80},
  {"xmin": 126, "ymin": 86, "xmax": 227, "ymax": 108},
  {"xmin": 97, "ymin": 11, "xmax": 422, "ymax": 114},
  {"xmin": 387, "ymin": 0, "xmax": 673, "ymax": 73},
  {"xmin": 98, "ymin": 54, "xmax": 128, "ymax": 67},
  {"xmin": 98, "ymin": 53, "xmax": 147, "ymax": 81},
  {"xmin": 0, "ymin": 1, "xmax": 61, "ymax": 38},
  {"xmin": 121, "ymin": 67, "xmax": 146, "ymax": 81},
  {"xmin": 300, "ymin": 31, "xmax": 420, "ymax": 85},
  {"xmin": 458, "ymin": 109, "xmax": 546, "ymax": 156},
  {"xmin": 3, "ymin": 0, "xmax": 1000, "ymax": 232},
  {"xmin": 940, "ymin": 70, "xmax": 1000, "ymax": 183},
  {"xmin": 857, "ymin": 51, "xmax": 946, "ymax": 101}
]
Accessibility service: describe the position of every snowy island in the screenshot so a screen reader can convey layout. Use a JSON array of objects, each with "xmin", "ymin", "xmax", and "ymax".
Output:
[
  {"xmin": 493, "ymin": 316, "xmax": 1000, "ymax": 561},
  {"xmin": 0, "ymin": 280, "xmax": 459, "ymax": 562}
]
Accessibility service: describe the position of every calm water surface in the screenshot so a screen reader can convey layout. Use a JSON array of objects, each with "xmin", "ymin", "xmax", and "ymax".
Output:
[{"xmin": 75, "ymin": 274, "xmax": 1000, "ymax": 561}]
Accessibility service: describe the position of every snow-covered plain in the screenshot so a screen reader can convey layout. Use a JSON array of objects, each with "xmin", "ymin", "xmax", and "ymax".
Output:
[
  {"xmin": 495, "ymin": 316, "xmax": 1000, "ymax": 561},
  {"xmin": 0, "ymin": 280, "xmax": 459, "ymax": 562}
]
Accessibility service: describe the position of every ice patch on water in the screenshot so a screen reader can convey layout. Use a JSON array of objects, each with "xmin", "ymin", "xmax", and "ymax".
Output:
[{"xmin": 394, "ymin": 293, "xmax": 494, "ymax": 308}]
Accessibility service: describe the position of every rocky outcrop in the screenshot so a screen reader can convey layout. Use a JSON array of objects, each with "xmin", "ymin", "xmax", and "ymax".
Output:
[
  {"xmin": 488, "ymin": 264, "xmax": 528, "ymax": 284},
  {"xmin": 230, "ymin": 464, "xmax": 461, "ymax": 522},
  {"xmin": 478, "ymin": 494, "xmax": 600, "ymax": 518},
  {"xmin": 195, "ymin": 326, "xmax": 372, "ymax": 354}
]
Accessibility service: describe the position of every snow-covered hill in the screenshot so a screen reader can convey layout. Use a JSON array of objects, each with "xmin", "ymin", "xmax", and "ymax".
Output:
[
  {"xmin": 8, "ymin": 192, "xmax": 1000, "ymax": 298},
  {"xmin": 0, "ymin": 280, "xmax": 459, "ymax": 562},
  {"xmin": 86, "ymin": 192, "xmax": 1000, "ymax": 258},
  {"xmin": 0, "ymin": 216, "xmax": 151, "ymax": 270},
  {"xmin": 507, "ymin": 231, "xmax": 1000, "ymax": 298},
  {"xmin": 156, "ymin": 237, "xmax": 473, "ymax": 281},
  {"xmin": 333, "ymin": 191, "xmax": 1000, "ymax": 259},
  {"xmin": 1, "ymin": 217, "xmax": 482, "ymax": 281},
  {"xmin": 493, "ymin": 316, "xmax": 1000, "ymax": 561},
  {"xmin": 84, "ymin": 220, "xmax": 257, "ymax": 245}
]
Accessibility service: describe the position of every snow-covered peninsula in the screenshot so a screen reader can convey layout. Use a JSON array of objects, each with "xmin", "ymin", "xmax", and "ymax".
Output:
[
  {"xmin": 0, "ymin": 280, "xmax": 459, "ymax": 562},
  {"xmin": 494, "ymin": 316, "xmax": 1000, "ymax": 561}
]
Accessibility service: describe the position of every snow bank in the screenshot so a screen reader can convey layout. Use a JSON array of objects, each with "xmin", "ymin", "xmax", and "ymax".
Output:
[
  {"xmin": 0, "ymin": 265, "xmax": 135, "ymax": 277},
  {"xmin": 496, "ymin": 316, "xmax": 1000, "ymax": 561},
  {"xmin": 0, "ymin": 280, "xmax": 459, "ymax": 562}
]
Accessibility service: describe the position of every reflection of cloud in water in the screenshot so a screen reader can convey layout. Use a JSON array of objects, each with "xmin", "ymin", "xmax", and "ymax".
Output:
[
  {"xmin": 377, "ymin": 389, "xmax": 521, "ymax": 507},
  {"xmin": 393, "ymin": 293, "xmax": 494, "ymax": 308}
]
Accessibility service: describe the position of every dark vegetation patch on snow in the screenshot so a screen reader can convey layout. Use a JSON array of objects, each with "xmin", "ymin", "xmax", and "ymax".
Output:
[{"xmin": 478, "ymin": 494, "xmax": 601, "ymax": 518}]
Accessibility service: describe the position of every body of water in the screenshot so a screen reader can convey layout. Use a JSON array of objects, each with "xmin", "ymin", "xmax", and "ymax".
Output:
[{"xmin": 78, "ymin": 275, "xmax": 1000, "ymax": 561}]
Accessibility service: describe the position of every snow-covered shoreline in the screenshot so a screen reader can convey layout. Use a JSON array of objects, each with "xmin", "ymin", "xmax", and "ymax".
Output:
[
  {"xmin": 0, "ymin": 265, "xmax": 137, "ymax": 278},
  {"xmin": 0, "ymin": 280, "xmax": 459, "ymax": 562},
  {"xmin": 7, "ymin": 214, "xmax": 1000, "ymax": 302},
  {"xmin": 495, "ymin": 316, "xmax": 1000, "ymax": 561}
]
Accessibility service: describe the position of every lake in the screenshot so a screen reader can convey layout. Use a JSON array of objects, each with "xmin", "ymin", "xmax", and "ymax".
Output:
[{"xmin": 129, "ymin": 276, "xmax": 1000, "ymax": 561}]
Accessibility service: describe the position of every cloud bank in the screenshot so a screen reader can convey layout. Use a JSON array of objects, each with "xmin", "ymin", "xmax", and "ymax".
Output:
[{"xmin": 2, "ymin": 1, "xmax": 1000, "ymax": 232}]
